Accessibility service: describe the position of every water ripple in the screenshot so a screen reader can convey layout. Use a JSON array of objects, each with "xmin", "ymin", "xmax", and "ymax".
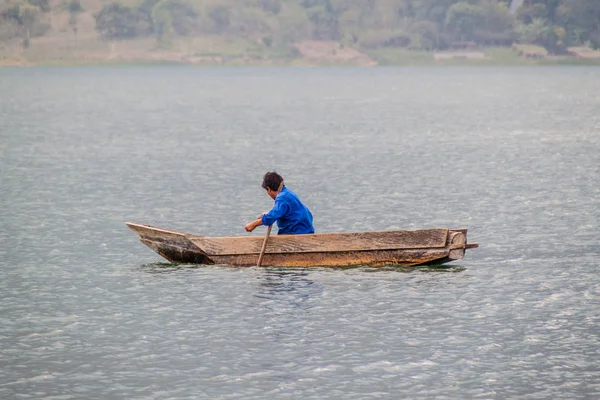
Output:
[{"xmin": 1, "ymin": 67, "xmax": 599, "ymax": 399}]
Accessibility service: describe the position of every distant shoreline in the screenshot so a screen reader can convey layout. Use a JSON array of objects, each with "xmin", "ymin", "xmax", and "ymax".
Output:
[
  {"xmin": 3, "ymin": 60, "xmax": 600, "ymax": 68},
  {"xmin": 2, "ymin": 44, "xmax": 600, "ymax": 68},
  {"xmin": 2, "ymin": 0, "xmax": 599, "ymax": 71}
]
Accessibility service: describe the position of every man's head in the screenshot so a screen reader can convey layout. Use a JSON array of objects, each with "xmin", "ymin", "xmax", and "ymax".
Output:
[{"xmin": 262, "ymin": 171, "xmax": 284, "ymax": 199}]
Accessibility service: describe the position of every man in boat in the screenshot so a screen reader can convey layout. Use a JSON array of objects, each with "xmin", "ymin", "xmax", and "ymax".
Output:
[{"xmin": 245, "ymin": 172, "xmax": 315, "ymax": 235}]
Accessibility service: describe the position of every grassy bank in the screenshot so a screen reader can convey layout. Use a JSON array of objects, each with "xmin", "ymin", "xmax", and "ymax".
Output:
[
  {"xmin": 366, "ymin": 46, "xmax": 600, "ymax": 67},
  {"xmin": 2, "ymin": 34, "xmax": 600, "ymax": 67}
]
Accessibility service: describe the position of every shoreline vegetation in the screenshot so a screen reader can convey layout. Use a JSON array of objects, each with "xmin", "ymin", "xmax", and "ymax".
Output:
[
  {"xmin": 2, "ymin": 0, "xmax": 600, "ymax": 67},
  {"xmin": 3, "ymin": 44, "xmax": 600, "ymax": 67}
]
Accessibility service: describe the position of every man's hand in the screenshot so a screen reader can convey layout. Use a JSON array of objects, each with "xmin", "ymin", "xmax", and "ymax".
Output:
[{"xmin": 245, "ymin": 218, "xmax": 262, "ymax": 232}]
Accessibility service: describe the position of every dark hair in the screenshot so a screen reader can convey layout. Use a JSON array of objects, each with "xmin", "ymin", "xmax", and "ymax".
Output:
[{"xmin": 262, "ymin": 171, "xmax": 283, "ymax": 191}]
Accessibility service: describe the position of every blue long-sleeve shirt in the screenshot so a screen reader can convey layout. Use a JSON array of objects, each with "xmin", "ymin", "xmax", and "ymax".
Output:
[{"xmin": 261, "ymin": 186, "xmax": 314, "ymax": 235}]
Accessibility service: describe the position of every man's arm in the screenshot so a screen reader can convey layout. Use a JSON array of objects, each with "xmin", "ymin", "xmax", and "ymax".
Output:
[
  {"xmin": 245, "ymin": 199, "xmax": 288, "ymax": 232},
  {"xmin": 245, "ymin": 217, "xmax": 263, "ymax": 232},
  {"xmin": 261, "ymin": 200, "xmax": 288, "ymax": 226}
]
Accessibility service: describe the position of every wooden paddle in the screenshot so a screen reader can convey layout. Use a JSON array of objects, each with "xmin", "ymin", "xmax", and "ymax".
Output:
[
  {"xmin": 256, "ymin": 181, "xmax": 284, "ymax": 267},
  {"xmin": 256, "ymin": 225, "xmax": 272, "ymax": 267}
]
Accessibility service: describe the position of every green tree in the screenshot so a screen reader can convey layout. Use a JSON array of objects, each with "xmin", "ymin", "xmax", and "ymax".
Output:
[
  {"xmin": 207, "ymin": 4, "xmax": 230, "ymax": 33},
  {"xmin": 276, "ymin": 7, "xmax": 311, "ymax": 43},
  {"xmin": 151, "ymin": 0, "xmax": 197, "ymax": 37},
  {"xmin": 516, "ymin": 0, "xmax": 549, "ymax": 24},
  {"xmin": 151, "ymin": 6, "xmax": 172, "ymax": 43},
  {"xmin": 67, "ymin": 0, "xmax": 82, "ymax": 13},
  {"xmin": 94, "ymin": 2, "xmax": 138, "ymax": 40},
  {"xmin": 409, "ymin": 20, "xmax": 439, "ymax": 50},
  {"xmin": 0, "ymin": 1, "xmax": 50, "ymax": 41},
  {"xmin": 67, "ymin": 0, "xmax": 82, "ymax": 38},
  {"xmin": 229, "ymin": 7, "xmax": 272, "ymax": 37},
  {"xmin": 562, "ymin": 0, "xmax": 600, "ymax": 48},
  {"xmin": 18, "ymin": 3, "xmax": 40, "ymax": 47},
  {"xmin": 376, "ymin": 0, "xmax": 411, "ymax": 31},
  {"xmin": 338, "ymin": 7, "xmax": 360, "ymax": 43},
  {"xmin": 305, "ymin": 4, "xmax": 339, "ymax": 40},
  {"xmin": 476, "ymin": 1, "xmax": 515, "ymax": 45},
  {"xmin": 516, "ymin": 17, "xmax": 552, "ymax": 46},
  {"xmin": 1, "ymin": 5, "xmax": 22, "ymax": 25},
  {"xmin": 445, "ymin": 2, "xmax": 484, "ymax": 42},
  {"xmin": 260, "ymin": 0, "xmax": 281, "ymax": 15},
  {"xmin": 26, "ymin": 0, "xmax": 49, "ymax": 13},
  {"xmin": 137, "ymin": 0, "xmax": 161, "ymax": 35},
  {"xmin": 414, "ymin": 0, "xmax": 460, "ymax": 26},
  {"xmin": 512, "ymin": 0, "xmax": 600, "ymax": 49}
]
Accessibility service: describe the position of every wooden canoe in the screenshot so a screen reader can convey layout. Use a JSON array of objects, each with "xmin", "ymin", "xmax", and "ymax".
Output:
[{"xmin": 125, "ymin": 222, "xmax": 478, "ymax": 268}]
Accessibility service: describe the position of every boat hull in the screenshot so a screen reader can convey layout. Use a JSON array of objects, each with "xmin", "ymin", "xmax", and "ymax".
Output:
[{"xmin": 125, "ymin": 222, "xmax": 478, "ymax": 267}]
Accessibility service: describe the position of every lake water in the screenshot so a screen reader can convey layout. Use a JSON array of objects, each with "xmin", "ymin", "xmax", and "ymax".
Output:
[{"xmin": 1, "ymin": 66, "xmax": 599, "ymax": 399}]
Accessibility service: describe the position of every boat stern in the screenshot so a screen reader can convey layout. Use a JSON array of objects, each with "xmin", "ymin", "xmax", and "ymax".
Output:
[{"xmin": 448, "ymin": 229, "xmax": 479, "ymax": 260}]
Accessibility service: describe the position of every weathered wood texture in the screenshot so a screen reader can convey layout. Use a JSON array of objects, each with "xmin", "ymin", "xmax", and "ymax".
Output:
[
  {"xmin": 448, "ymin": 231, "xmax": 466, "ymax": 260},
  {"xmin": 125, "ymin": 222, "xmax": 212, "ymax": 264},
  {"xmin": 125, "ymin": 222, "xmax": 478, "ymax": 267},
  {"xmin": 190, "ymin": 229, "xmax": 449, "ymax": 256},
  {"xmin": 139, "ymin": 238, "xmax": 213, "ymax": 264},
  {"xmin": 210, "ymin": 248, "xmax": 451, "ymax": 268},
  {"xmin": 126, "ymin": 223, "xmax": 193, "ymax": 243}
]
